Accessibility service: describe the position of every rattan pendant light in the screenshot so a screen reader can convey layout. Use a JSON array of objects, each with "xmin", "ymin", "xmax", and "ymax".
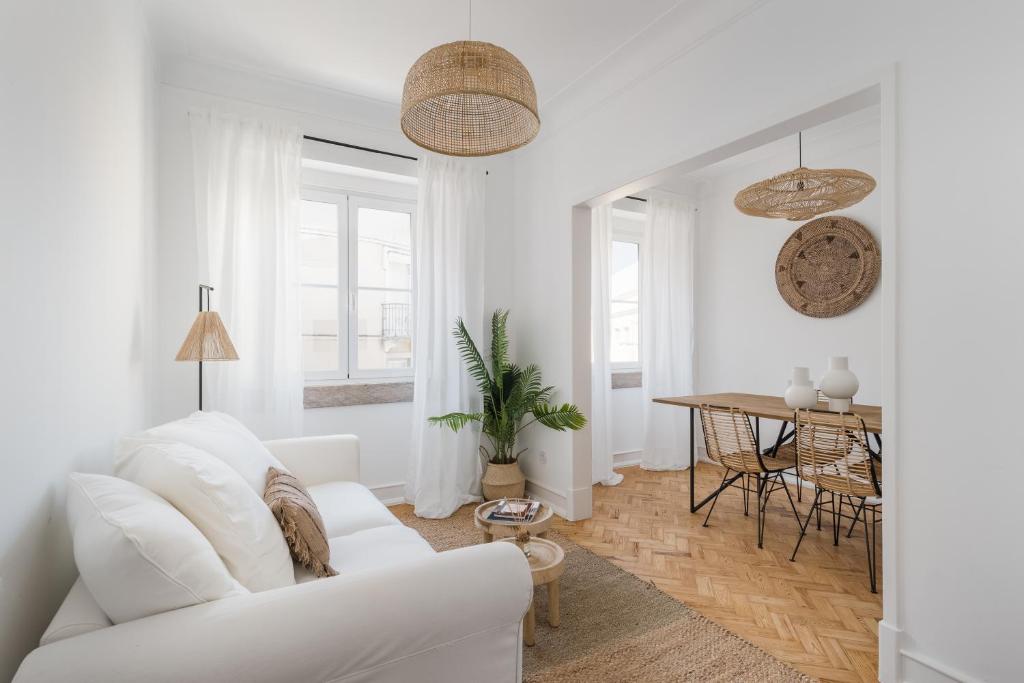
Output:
[
  {"xmin": 734, "ymin": 132, "xmax": 876, "ymax": 221},
  {"xmin": 400, "ymin": 2, "xmax": 539, "ymax": 156}
]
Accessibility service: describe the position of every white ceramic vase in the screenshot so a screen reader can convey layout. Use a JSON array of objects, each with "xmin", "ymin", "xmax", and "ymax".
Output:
[
  {"xmin": 784, "ymin": 366, "xmax": 818, "ymax": 409},
  {"xmin": 820, "ymin": 356, "xmax": 859, "ymax": 412}
]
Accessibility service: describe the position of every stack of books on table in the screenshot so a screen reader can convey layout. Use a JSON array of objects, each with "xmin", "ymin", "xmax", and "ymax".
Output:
[{"xmin": 487, "ymin": 499, "xmax": 541, "ymax": 524}]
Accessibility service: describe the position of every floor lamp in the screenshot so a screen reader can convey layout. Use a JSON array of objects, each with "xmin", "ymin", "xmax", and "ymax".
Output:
[{"xmin": 175, "ymin": 284, "xmax": 239, "ymax": 410}]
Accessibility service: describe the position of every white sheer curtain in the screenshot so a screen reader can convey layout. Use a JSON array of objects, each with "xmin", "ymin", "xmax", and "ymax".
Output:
[
  {"xmin": 189, "ymin": 110, "xmax": 304, "ymax": 439},
  {"xmin": 406, "ymin": 155, "xmax": 486, "ymax": 518},
  {"xmin": 590, "ymin": 205, "xmax": 624, "ymax": 486},
  {"xmin": 641, "ymin": 190, "xmax": 695, "ymax": 470}
]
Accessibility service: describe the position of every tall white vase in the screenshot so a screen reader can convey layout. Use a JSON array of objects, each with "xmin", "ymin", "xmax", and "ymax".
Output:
[
  {"xmin": 784, "ymin": 366, "xmax": 817, "ymax": 409},
  {"xmin": 820, "ymin": 356, "xmax": 859, "ymax": 412}
]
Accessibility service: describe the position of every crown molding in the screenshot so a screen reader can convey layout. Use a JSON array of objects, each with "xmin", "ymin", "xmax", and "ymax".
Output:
[
  {"xmin": 535, "ymin": 0, "xmax": 772, "ymax": 145},
  {"xmin": 158, "ymin": 54, "xmax": 405, "ymax": 138}
]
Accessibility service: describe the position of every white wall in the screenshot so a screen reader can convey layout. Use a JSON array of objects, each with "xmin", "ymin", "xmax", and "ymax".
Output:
[
  {"xmin": 690, "ymin": 112, "xmax": 882, "ymax": 448},
  {"xmin": 154, "ymin": 59, "xmax": 515, "ymax": 496},
  {"xmin": 0, "ymin": 1, "xmax": 157, "ymax": 678},
  {"xmin": 510, "ymin": 1, "xmax": 1024, "ymax": 680}
]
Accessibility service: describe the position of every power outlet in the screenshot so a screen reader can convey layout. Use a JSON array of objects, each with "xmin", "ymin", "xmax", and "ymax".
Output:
[{"xmin": 538, "ymin": 450, "xmax": 547, "ymax": 464}]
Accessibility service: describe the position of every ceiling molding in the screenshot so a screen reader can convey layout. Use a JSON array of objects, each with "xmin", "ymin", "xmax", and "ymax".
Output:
[
  {"xmin": 535, "ymin": 0, "xmax": 772, "ymax": 145},
  {"xmin": 159, "ymin": 55, "xmax": 406, "ymax": 138}
]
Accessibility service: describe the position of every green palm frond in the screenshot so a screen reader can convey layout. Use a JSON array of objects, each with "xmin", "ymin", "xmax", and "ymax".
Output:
[
  {"xmin": 430, "ymin": 310, "xmax": 586, "ymax": 464},
  {"xmin": 428, "ymin": 412, "xmax": 484, "ymax": 432},
  {"xmin": 453, "ymin": 317, "xmax": 491, "ymax": 397},
  {"xmin": 490, "ymin": 309, "xmax": 510, "ymax": 391},
  {"xmin": 530, "ymin": 403, "xmax": 588, "ymax": 431}
]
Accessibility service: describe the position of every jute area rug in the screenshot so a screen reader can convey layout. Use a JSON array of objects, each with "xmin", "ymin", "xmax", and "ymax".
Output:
[{"xmin": 395, "ymin": 505, "xmax": 813, "ymax": 682}]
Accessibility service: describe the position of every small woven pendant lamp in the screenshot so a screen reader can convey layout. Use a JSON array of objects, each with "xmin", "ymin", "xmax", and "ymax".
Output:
[
  {"xmin": 400, "ymin": 2, "xmax": 539, "ymax": 156},
  {"xmin": 734, "ymin": 132, "xmax": 876, "ymax": 220}
]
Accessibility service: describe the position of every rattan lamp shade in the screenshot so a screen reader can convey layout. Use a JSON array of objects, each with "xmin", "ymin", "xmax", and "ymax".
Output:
[
  {"xmin": 734, "ymin": 166, "xmax": 876, "ymax": 221},
  {"xmin": 401, "ymin": 40, "xmax": 540, "ymax": 157},
  {"xmin": 175, "ymin": 311, "xmax": 239, "ymax": 362}
]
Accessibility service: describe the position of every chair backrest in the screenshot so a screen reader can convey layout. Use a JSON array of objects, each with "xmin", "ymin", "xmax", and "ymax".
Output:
[
  {"xmin": 794, "ymin": 409, "xmax": 880, "ymax": 497},
  {"xmin": 699, "ymin": 404, "xmax": 761, "ymax": 473}
]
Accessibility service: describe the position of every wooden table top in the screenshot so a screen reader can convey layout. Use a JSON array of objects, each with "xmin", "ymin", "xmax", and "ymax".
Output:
[
  {"xmin": 498, "ymin": 537, "xmax": 565, "ymax": 585},
  {"xmin": 653, "ymin": 392, "xmax": 882, "ymax": 434},
  {"xmin": 474, "ymin": 500, "xmax": 554, "ymax": 536}
]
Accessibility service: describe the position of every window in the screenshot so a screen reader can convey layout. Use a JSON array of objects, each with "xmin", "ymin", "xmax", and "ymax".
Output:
[
  {"xmin": 610, "ymin": 240, "xmax": 640, "ymax": 367},
  {"xmin": 299, "ymin": 189, "xmax": 415, "ymax": 381},
  {"xmin": 609, "ymin": 209, "xmax": 644, "ymax": 369}
]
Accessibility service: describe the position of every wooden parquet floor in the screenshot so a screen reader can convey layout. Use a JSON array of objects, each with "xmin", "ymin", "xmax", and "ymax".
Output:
[{"xmin": 552, "ymin": 464, "xmax": 882, "ymax": 683}]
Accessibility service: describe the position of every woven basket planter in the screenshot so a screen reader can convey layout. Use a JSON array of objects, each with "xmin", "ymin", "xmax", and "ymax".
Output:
[{"xmin": 481, "ymin": 462, "xmax": 526, "ymax": 501}]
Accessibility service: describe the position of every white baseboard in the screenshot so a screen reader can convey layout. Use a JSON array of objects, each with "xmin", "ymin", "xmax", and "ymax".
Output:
[
  {"xmin": 524, "ymin": 479, "xmax": 568, "ymax": 518},
  {"xmin": 370, "ymin": 482, "xmax": 407, "ymax": 506},
  {"xmin": 566, "ymin": 485, "xmax": 593, "ymax": 521},
  {"xmin": 900, "ymin": 650, "xmax": 976, "ymax": 683},
  {"xmin": 613, "ymin": 449, "xmax": 642, "ymax": 468},
  {"xmin": 878, "ymin": 620, "xmax": 901, "ymax": 683}
]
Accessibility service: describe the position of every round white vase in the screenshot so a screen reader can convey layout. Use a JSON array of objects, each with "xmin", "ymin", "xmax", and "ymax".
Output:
[
  {"xmin": 820, "ymin": 356, "xmax": 859, "ymax": 412},
  {"xmin": 784, "ymin": 366, "xmax": 818, "ymax": 409}
]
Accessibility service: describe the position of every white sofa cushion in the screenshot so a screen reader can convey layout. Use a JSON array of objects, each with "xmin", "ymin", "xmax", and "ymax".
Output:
[
  {"xmin": 39, "ymin": 578, "xmax": 111, "ymax": 646},
  {"xmin": 128, "ymin": 411, "xmax": 284, "ymax": 494},
  {"xmin": 115, "ymin": 441, "xmax": 295, "ymax": 592},
  {"xmin": 307, "ymin": 481, "xmax": 403, "ymax": 538},
  {"xmin": 67, "ymin": 473, "xmax": 247, "ymax": 623},
  {"xmin": 294, "ymin": 526, "xmax": 435, "ymax": 582}
]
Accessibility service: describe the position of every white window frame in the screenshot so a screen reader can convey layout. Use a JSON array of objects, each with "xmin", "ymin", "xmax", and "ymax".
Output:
[
  {"xmin": 610, "ymin": 209, "xmax": 645, "ymax": 372},
  {"xmin": 347, "ymin": 195, "xmax": 416, "ymax": 380},
  {"xmin": 299, "ymin": 187, "xmax": 415, "ymax": 383}
]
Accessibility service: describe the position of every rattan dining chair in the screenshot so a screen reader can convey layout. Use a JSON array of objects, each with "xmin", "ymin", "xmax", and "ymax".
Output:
[
  {"xmin": 790, "ymin": 408, "xmax": 883, "ymax": 592},
  {"xmin": 698, "ymin": 404, "xmax": 801, "ymax": 548}
]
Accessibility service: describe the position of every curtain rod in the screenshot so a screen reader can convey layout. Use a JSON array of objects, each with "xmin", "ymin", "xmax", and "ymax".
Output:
[
  {"xmin": 303, "ymin": 134, "xmax": 489, "ymax": 175},
  {"xmin": 303, "ymin": 135, "xmax": 418, "ymax": 162},
  {"xmin": 625, "ymin": 195, "xmax": 647, "ymax": 202}
]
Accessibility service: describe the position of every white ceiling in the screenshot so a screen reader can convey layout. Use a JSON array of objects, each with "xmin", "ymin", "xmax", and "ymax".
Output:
[{"xmin": 143, "ymin": 0, "xmax": 681, "ymax": 105}]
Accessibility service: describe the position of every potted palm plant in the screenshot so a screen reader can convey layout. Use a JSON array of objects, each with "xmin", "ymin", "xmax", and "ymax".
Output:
[{"xmin": 430, "ymin": 310, "xmax": 587, "ymax": 500}]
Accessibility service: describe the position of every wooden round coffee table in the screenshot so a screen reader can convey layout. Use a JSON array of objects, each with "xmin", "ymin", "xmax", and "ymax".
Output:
[
  {"xmin": 498, "ymin": 536, "xmax": 565, "ymax": 647},
  {"xmin": 473, "ymin": 500, "xmax": 553, "ymax": 542}
]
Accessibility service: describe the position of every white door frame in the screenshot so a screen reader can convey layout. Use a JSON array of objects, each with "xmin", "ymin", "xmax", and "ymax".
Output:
[{"xmin": 569, "ymin": 65, "xmax": 901, "ymax": 681}]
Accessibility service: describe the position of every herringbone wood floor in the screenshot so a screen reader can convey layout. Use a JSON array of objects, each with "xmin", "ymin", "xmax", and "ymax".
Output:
[{"xmin": 552, "ymin": 464, "xmax": 882, "ymax": 683}]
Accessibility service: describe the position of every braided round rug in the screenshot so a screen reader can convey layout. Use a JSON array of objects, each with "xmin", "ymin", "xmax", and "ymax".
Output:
[{"xmin": 775, "ymin": 215, "xmax": 880, "ymax": 318}]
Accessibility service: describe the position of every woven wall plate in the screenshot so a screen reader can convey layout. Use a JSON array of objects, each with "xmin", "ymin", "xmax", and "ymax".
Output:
[{"xmin": 775, "ymin": 216, "xmax": 880, "ymax": 318}]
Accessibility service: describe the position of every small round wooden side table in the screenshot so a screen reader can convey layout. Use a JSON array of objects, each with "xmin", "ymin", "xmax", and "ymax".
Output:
[
  {"xmin": 498, "ymin": 537, "xmax": 565, "ymax": 647},
  {"xmin": 473, "ymin": 500, "xmax": 553, "ymax": 542}
]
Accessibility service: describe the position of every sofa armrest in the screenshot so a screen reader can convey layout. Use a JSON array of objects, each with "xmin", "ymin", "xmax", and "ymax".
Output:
[
  {"xmin": 15, "ymin": 542, "xmax": 532, "ymax": 683},
  {"xmin": 263, "ymin": 434, "xmax": 360, "ymax": 485}
]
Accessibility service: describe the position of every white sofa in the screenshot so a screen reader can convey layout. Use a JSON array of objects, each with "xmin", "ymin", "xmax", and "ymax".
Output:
[{"xmin": 15, "ymin": 434, "xmax": 533, "ymax": 683}]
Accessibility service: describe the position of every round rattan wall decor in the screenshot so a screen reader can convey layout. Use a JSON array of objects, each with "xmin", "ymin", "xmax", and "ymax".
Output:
[{"xmin": 775, "ymin": 216, "xmax": 880, "ymax": 318}]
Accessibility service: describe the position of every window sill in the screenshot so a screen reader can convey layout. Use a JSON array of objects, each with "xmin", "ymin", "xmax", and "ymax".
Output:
[
  {"xmin": 611, "ymin": 371, "xmax": 642, "ymax": 389},
  {"xmin": 304, "ymin": 380, "xmax": 413, "ymax": 409}
]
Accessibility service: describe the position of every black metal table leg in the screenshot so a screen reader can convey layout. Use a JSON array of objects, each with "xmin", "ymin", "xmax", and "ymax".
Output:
[{"xmin": 689, "ymin": 407, "xmax": 695, "ymax": 512}]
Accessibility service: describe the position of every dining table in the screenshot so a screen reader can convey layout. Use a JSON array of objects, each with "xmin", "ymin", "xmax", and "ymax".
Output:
[{"xmin": 652, "ymin": 392, "xmax": 883, "ymax": 513}]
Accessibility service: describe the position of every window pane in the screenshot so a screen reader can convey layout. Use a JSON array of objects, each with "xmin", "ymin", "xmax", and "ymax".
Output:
[
  {"xmin": 610, "ymin": 240, "xmax": 640, "ymax": 364},
  {"xmin": 299, "ymin": 232, "xmax": 337, "ymax": 285},
  {"xmin": 611, "ymin": 241, "xmax": 639, "ymax": 303},
  {"xmin": 301, "ymin": 286, "xmax": 339, "ymax": 371},
  {"xmin": 357, "ymin": 207, "xmax": 412, "ymax": 289},
  {"xmin": 300, "ymin": 200, "xmax": 338, "ymax": 235},
  {"xmin": 302, "ymin": 335, "xmax": 339, "ymax": 371},
  {"xmin": 356, "ymin": 289, "xmax": 411, "ymax": 370},
  {"xmin": 610, "ymin": 302, "xmax": 639, "ymax": 364}
]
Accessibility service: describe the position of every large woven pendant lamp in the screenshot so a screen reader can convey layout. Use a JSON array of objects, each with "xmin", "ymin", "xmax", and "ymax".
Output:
[
  {"xmin": 734, "ymin": 132, "xmax": 876, "ymax": 220},
  {"xmin": 400, "ymin": 2, "xmax": 539, "ymax": 156}
]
